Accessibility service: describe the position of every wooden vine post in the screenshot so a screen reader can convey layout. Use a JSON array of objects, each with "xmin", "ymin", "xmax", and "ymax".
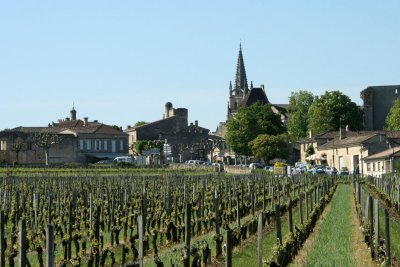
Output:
[
  {"xmin": 226, "ymin": 229, "xmax": 232, "ymax": 267},
  {"xmin": 46, "ymin": 224, "xmax": 55, "ymax": 267},
  {"xmin": 384, "ymin": 209, "xmax": 391, "ymax": 266},
  {"xmin": 183, "ymin": 203, "xmax": 192, "ymax": 267},
  {"xmin": 19, "ymin": 220, "xmax": 27, "ymax": 267},
  {"xmin": 0, "ymin": 211, "xmax": 4, "ymax": 267},
  {"xmin": 275, "ymin": 204, "xmax": 282, "ymax": 245},
  {"xmin": 257, "ymin": 212, "xmax": 263, "ymax": 267}
]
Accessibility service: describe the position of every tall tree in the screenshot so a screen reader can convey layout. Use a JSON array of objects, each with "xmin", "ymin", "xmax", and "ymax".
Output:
[
  {"xmin": 32, "ymin": 132, "xmax": 63, "ymax": 166},
  {"xmin": 287, "ymin": 90, "xmax": 314, "ymax": 140},
  {"xmin": 226, "ymin": 102, "xmax": 286, "ymax": 156},
  {"xmin": 385, "ymin": 99, "xmax": 400, "ymax": 130},
  {"xmin": 249, "ymin": 134, "xmax": 289, "ymax": 164},
  {"xmin": 307, "ymin": 91, "xmax": 363, "ymax": 135}
]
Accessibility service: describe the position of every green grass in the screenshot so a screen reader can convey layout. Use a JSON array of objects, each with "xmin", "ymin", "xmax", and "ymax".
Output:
[{"xmin": 306, "ymin": 184, "xmax": 354, "ymax": 266}]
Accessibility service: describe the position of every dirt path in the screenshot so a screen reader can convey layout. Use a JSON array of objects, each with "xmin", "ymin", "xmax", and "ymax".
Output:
[
  {"xmin": 349, "ymin": 187, "xmax": 375, "ymax": 267},
  {"xmin": 289, "ymin": 191, "xmax": 334, "ymax": 266}
]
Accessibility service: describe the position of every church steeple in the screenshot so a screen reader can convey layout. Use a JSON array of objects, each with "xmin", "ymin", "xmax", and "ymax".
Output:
[{"xmin": 234, "ymin": 43, "xmax": 248, "ymax": 95}]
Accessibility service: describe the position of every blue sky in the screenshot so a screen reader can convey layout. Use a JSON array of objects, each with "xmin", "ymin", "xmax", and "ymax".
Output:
[{"xmin": 1, "ymin": 1, "xmax": 399, "ymax": 131}]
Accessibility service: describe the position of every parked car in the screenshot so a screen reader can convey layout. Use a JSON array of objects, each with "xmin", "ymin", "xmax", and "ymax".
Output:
[
  {"xmin": 264, "ymin": 166, "xmax": 274, "ymax": 172},
  {"xmin": 113, "ymin": 156, "xmax": 133, "ymax": 164},
  {"xmin": 338, "ymin": 167, "xmax": 349, "ymax": 175},
  {"xmin": 249, "ymin": 163, "xmax": 264, "ymax": 169},
  {"xmin": 312, "ymin": 166, "xmax": 326, "ymax": 174},
  {"xmin": 325, "ymin": 167, "xmax": 338, "ymax": 175}
]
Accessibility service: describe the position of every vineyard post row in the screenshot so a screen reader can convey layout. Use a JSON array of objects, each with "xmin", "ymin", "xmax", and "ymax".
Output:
[{"xmin": 0, "ymin": 172, "xmax": 336, "ymax": 266}]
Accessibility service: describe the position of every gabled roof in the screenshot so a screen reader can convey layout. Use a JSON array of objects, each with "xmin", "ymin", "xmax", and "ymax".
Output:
[
  {"xmin": 317, "ymin": 133, "xmax": 380, "ymax": 150},
  {"xmin": 364, "ymin": 147, "xmax": 400, "ymax": 161},
  {"xmin": 239, "ymin": 87, "xmax": 269, "ymax": 107}
]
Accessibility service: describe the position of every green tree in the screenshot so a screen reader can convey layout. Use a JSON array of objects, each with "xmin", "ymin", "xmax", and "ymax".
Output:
[
  {"xmin": 12, "ymin": 140, "xmax": 24, "ymax": 163},
  {"xmin": 32, "ymin": 132, "xmax": 63, "ymax": 166},
  {"xmin": 134, "ymin": 121, "xmax": 147, "ymax": 127},
  {"xmin": 305, "ymin": 145, "xmax": 315, "ymax": 157},
  {"xmin": 226, "ymin": 102, "xmax": 286, "ymax": 156},
  {"xmin": 249, "ymin": 134, "xmax": 289, "ymax": 164},
  {"xmin": 385, "ymin": 99, "xmax": 400, "ymax": 130},
  {"xmin": 135, "ymin": 140, "xmax": 164, "ymax": 155},
  {"xmin": 307, "ymin": 91, "xmax": 363, "ymax": 135},
  {"xmin": 287, "ymin": 90, "xmax": 314, "ymax": 141}
]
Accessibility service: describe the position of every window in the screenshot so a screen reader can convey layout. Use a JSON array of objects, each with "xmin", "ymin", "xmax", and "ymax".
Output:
[
  {"xmin": 86, "ymin": 140, "xmax": 91, "ymax": 150},
  {"xmin": 103, "ymin": 140, "xmax": 108, "ymax": 150},
  {"xmin": 0, "ymin": 140, "xmax": 6, "ymax": 151},
  {"xmin": 367, "ymin": 163, "xmax": 371, "ymax": 172},
  {"xmin": 373, "ymin": 162, "xmax": 376, "ymax": 171},
  {"xmin": 111, "ymin": 140, "xmax": 116, "ymax": 152},
  {"xmin": 80, "ymin": 140, "xmax": 84, "ymax": 150},
  {"xmin": 119, "ymin": 140, "xmax": 124, "ymax": 151},
  {"xmin": 95, "ymin": 140, "xmax": 102, "ymax": 151},
  {"xmin": 377, "ymin": 162, "xmax": 380, "ymax": 171}
]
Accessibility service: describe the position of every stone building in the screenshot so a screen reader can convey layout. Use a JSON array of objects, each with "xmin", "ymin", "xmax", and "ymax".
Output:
[
  {"xmin": 125, "ymin": 102, "xmax": 212, "ymax": 163},
  {"xmin": 298, "ymin": 128, "xmax": 400, "ymax": 176},
  {"xmin": 361, "ymin": 85, "xmax": 400, "ymax": 130},
  {"xmin": 0, "ymin": 107, "xmax": 128, "ymax": 165},
  {"xmin": 215, "ymin": 44, "xmax": 288, "ymax": 139}
]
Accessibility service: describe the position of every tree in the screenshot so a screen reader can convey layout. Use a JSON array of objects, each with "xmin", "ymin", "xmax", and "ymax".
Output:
[
  {"xmin": 287, "ymin": 90, "xmax": 314, "ymax": 141},
  {"xmin": 12, "ymin": 140, "xmax": 24, "ymax": 164},
  {"xmin": 385, "ymin": 99, "xmax": 400, "ymax": 130},
  {"xmin": 307, "ymin": 91, "xmax": 363, "ymax": 135},
  {"xmin": 226, "ymin": 102, "xmax": 286, "ymax": 156},
  {"xmin": 134, "ymin": 121, "xmax": 147, "ymax": 127},
  {"xmin": 249, "ymin": 134, "xmax": 289, "ymax": 164},
  {"xmin": 32, "ymin": 132, "xmax": 63, "ymax": 166},
  {"xmin": 305, "ymin": 145, "xmax": 315, "ymax": 157}
]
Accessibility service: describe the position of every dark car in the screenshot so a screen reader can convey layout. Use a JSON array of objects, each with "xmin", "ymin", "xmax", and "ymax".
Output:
[
  {"xmin": 338, "ymin": 167, "xmax": 349, "ymax": 175},
  {"xmin": 325, "ymin": 167, "xmax": 338, "ymax": 175}
]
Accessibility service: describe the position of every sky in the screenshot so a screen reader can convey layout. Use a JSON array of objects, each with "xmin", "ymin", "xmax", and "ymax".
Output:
[{"xmin": 1, "ymin": 1, "xmax": 399, "ymax": 131}]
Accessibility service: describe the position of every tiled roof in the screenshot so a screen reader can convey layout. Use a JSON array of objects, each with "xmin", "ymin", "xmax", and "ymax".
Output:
[
  {"xmin": 317, "ymin": 133, "xmax": 378, "ymax": 150},
  {"xmin": 364, "ymin": 147, "xmax": 400, "ymax": 161}
]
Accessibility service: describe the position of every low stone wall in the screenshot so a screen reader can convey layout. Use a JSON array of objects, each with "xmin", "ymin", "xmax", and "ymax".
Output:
[
  {"xmin": 169, "ymin": 163, "xmax": 215, "ymax": 171},
  {"xmin": 224, "ymin": 165, "xmax": 251, "ymax": 175}
]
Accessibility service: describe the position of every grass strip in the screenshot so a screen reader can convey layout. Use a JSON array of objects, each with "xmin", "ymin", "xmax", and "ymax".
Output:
[{"xmin": 306, "ymin": 184, "xmax": 353, "ymax": 266}]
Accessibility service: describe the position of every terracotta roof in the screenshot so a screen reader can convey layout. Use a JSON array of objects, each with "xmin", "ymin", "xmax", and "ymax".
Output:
[{"xmin": 364, "ymin": 147, "xmax": 400, "ymax": 161}]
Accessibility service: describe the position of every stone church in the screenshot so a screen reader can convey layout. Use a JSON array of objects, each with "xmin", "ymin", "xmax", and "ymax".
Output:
[{"xmin": 215, "ymin": 44, "xmax": 288, "ymax": 138}]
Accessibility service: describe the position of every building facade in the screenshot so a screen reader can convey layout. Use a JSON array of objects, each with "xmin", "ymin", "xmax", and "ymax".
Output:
[
  {"xmin": 361, "ymin": 85, "xmax": 400, "ymax": 130},
  {"xmin": 125, "ymin": 102, "xmax": 212, "ymax": 163},
  {"xmin": 0, "ymin": 107, "xmax": 128, "ymax": 165}
]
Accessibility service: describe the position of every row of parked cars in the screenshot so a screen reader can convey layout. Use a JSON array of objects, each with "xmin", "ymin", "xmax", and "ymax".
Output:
[{"xmin": 294, "ymin": 163, "xmax": 349, "ymax": 175}]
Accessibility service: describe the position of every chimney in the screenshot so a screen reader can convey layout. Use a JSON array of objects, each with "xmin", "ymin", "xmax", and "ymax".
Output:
[
  {"xmin": 340, "ymin": 127, "xmax": 347, "ymax": 140},
  {"xmin": 195, "ymin": 120, "xmax": 198, "ymax": 127},
  {"xmin": 84, "ymin": 117, "xmax": 88, "ymax": 127},
  {"xmin": 127, "ymin": 125, "xmax": 131, "ymax": 129},
  {"xmin": 94, "ymin": 120, "xmax": 98, "ymax": 123}
]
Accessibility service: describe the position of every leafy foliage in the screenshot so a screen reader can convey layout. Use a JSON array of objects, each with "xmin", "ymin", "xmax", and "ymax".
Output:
[
  {"xmin": 135, "ymin": 140, "xmax": 164, "ymax": 155},
  {"xmin": 249, "ymin": 134, "xmax": 289, "ymax": 163},
  {"xmin": 287, "ymin": 91, "xmax": 314, "ymax": 141},
  {"xmin": 226, "ymin": 102, "xmax": 286, "ymax": 156},
  {"xmin": 12, "ymin": 140, "xmax": 24, "ymax": 163},
  {"xmin": 385, "ymin": 99, "xmax": 400, "ymax": 130},
  {"xmin": 306, "ymin": 145, "xmax": 315, "ymax": 157},
  {"xmin": 134, "ymin": 121, "xmax": 148, "ymax": 127},
  {"xmin": 32, "ymin": 132, "xmax": 63, "ymax": 166},
  {"xmin": 307, "ymin": 91, "xmax": 363, "ymax": 135}
]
